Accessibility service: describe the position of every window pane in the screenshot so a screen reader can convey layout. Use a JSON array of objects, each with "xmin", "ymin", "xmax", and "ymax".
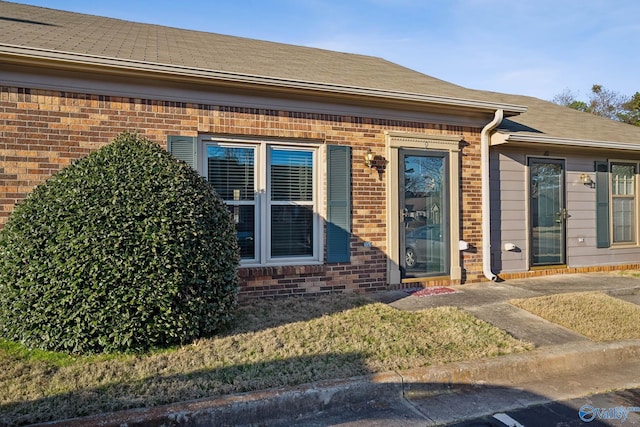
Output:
[
  {"xmin": 271, "ymin": 149, "xmax": 313, "ymax": 201},
  {"xmin": 227, "ymin": 205, "xmax": 256, "ymax": 259},
  {"xmin": 612, "ymin": 164, "xmax": 635, "ymax": 196},
  {"xmin": 613, "ymin": 198, "xmax": 635, "ymax": 243},
  {"xmin": 207, "ymin": 146, "xmax": 254, "ymax": 201},
  {"xmin": 271, "ymin": 205, "xmax": 313, "ymax": 257}
]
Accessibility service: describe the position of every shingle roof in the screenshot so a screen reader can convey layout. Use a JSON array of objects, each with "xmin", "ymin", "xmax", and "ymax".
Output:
[
  {"xmin": 2, "ymin": 1, "xmax": 640, "ymax": 146},
  {"xmin": 0, "ymin": 1, "xmax": 483, "ymax": 100},
  {"xmin": 480, "ymin": 91, "xmax": 640, "ymax": 146}
]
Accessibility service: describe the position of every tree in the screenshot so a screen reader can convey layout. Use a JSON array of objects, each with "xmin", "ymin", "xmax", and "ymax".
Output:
[
  {"xmin": 551, "ymin": 84, "xmax": 639, "ymax": 125},
  {"xmin": 552, "ymin": 89, "xmax": 589, "ymax": 113},
  {"xmin": 618, "ymin": 92, "xmax": 640, "ymax": 126},
  {"xmin": 588, "ymin": 84, "xmax": 627, "ymax": 120}
]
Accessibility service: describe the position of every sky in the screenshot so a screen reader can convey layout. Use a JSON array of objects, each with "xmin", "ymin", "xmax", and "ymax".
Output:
[{"xmin": 14, "ymin": 0, "xmax": 640, "ymax": 101}]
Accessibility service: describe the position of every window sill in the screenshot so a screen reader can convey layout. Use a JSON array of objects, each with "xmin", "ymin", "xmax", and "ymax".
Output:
[
  {"xmin": 609, "ymin": 244, "xmax": 639, "ymax": 249},
  {"xmin": 530, "ymin": 264, "xmax": 566, "ymax": 271}
]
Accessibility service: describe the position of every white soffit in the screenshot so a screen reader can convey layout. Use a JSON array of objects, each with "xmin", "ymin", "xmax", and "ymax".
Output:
[{"xmin": 499, "ymin": 133, "xmax": 640, "ymax": 152}]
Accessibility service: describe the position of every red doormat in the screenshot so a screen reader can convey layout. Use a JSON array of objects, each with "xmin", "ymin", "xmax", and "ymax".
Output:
[{"xmin": 404, "ymin": 287, "xmax": 459, "ymax": 297}]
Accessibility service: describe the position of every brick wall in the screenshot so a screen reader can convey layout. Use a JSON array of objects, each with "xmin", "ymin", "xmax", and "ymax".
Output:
[
  {"xmin": 0, "ymin": 85, "xmax": 485, "ymax": 296},
  {"xmin": 459, "ymin": 132, "xmax": 485, "ymax": 282}
]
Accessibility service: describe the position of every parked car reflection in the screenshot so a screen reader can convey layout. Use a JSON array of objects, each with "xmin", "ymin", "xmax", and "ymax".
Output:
[{"xmin": 405, "ymin": 224, "xmax": 444, "ymax": 269}]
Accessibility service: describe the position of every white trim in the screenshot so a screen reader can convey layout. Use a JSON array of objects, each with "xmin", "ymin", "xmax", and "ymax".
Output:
[
  {"xmin": 609, "ymin": 160, "xmax": 639, "ymax": 246},
  {"xmin": 385, "ymin": 132, "xmax": 463, "ymax": 284},
  {"xmin": 387, "ymin": 132, "xmax": 463, "ymax": 149},
  {"xmin": 199, "ymin": 135, "xmax": 322, "ymax": 266},
  {"xmin": 266, "ymin": 145, "xmax": 319, "ymax": 263},
  {"xmin": 1, "ymin": 43, "xmax": 528, "ymax": 114},
  {"xmin": 502, "ymin": 134, "xmax": 640, "ymax": 151},
  {"xmin": 202, "ymin": 141, "xmax": 260, "ymax": 264}
]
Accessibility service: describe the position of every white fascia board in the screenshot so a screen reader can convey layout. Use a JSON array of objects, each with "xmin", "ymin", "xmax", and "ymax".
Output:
[
  {"xmin": 504, "ymin": 133, "xmax": 640, "ymax": 151},
  {"xmin": 0, "ymin": 43, "xmax": 528, "ymax": 115}
]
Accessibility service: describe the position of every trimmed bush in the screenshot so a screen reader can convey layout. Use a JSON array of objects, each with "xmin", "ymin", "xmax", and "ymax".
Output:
[{"xmin": 0, "ymin": 132, "xmax": 240, "ymax": 354}]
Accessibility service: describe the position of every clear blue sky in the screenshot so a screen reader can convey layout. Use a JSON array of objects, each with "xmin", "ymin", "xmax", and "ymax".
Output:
[{"xmin": 15, "ymin": 0, "xmax": 640, "ymax": 101}]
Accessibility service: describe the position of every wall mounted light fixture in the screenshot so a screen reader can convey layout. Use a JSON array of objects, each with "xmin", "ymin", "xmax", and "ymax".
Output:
[
  {"xmin": 580, "ymin": 173, "xmax": 594, "ymax": 185},
  {"xmin": 364, "ymin": 148, "xmax": 375, "ymax": 168},
  {"xmin": 363, "ymin": 148, "xmax": 387, "ymax": 178}
]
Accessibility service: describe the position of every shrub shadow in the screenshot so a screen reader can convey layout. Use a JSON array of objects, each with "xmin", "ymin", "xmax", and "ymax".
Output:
[
  {"xmin": 3, "ymin": 377, "xmax": 623, "ymax": 426},
  {"xmin": 0, "ymin": 352, "xmax": 369, "ymax": 426}
]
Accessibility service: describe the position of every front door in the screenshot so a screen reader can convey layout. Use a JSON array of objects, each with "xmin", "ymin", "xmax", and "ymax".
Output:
[
  {"xmin": 529, "ymin": 158, "xmax": 566, "ymax": 266},
  {"xmin": 400, "ymin": 151, "xmax": 449, "ymax": 278}
]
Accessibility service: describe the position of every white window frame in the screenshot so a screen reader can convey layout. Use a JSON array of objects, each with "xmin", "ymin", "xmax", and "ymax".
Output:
[
  {"xmin": 200, "ymin": 136, "xmax": 322, "ymax": 266},
  {"xmin": 610, "ymin": 161, "xmax": 638, "ymax": 246}
]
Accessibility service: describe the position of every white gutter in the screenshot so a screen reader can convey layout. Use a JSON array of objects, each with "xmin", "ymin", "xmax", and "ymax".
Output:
[
  {"xmin": 503, "ymin": 134, "xmax": 640, "ymax": 151},
  {"xmin": 0, "ymin": 43, "xmax": 528, "ymax": 114},
  {"xmin": 481, "ymin": 109, "xmax": 503, "ymax": 282}
]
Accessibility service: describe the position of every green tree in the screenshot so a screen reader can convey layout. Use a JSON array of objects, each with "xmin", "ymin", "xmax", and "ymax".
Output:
[
  {"xmin": 552, "ymin": 84, "xmax": 639, "ymax": 126},
  {"xmin": 618, "ymin": 92, "xmax": 640, "ymax": 126}
]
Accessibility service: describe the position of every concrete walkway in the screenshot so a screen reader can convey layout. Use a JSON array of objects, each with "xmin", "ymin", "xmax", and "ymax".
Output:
[
  {"xmin": 40, "ymin": 273, "xmax": 640, "ymax": 427},
  {"xmin": 383, "ymin": 272, "xmax": 640, "ymax": 347}
]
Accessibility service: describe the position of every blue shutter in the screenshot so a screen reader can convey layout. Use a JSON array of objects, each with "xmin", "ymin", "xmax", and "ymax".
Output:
[
  {"xmin": 595, "ymin": 161, "xmax": 610, "ymax": 248},
  {"xmin": 167, "ymin": 136, "xmax": 197, "ymax": 170},
  {"xmin": 326, "ymin": 145, "xmax": 351, "ymax": 263}
]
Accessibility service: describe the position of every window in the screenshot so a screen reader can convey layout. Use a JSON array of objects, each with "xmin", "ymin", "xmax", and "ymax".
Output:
[
  {"xmin": 168, "ymin": 135, "xmax": 350, "ymax": 265},
  {"xmin": 204, "ymin": 139, "xmax": 319, "ymax": 265},
  {"xmin": 207, "ymin": 145, "xmax": 256, "ymax": 259},
  {"xmin": 611, "ymin": 163, "xmax": 636, "ymax": 244},
  {"xmin": 269, "ymin": 148, "xmax": 314, "ymax": 257}
]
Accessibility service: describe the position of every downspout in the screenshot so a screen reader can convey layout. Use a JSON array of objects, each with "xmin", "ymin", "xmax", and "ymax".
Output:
[{"xmin": 481, "ymin": 109, "xmax": 503, "ymax": 281}]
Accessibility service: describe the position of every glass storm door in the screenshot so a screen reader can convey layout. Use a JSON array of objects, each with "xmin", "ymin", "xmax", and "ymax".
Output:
[
  {"xmin": 400, "ymin": 151, "xmax": 449, "ymax": 278},
  {"xmin": 529, "ymin": 158, "xmax": 566, "ymax": 266}
]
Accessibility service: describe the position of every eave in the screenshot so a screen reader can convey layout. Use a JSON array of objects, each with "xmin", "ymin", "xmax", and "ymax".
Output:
[
  {"xmin": 0, "ymin": 43, "xmax": 527, "ymax": 117},
  {"xmin": 493, "ymin": 133, "xmax": 640, "ymax": 152}
]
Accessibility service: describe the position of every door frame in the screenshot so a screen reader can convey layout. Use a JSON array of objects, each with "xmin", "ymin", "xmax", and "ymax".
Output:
[
  {"xmin": 527, "ymin": 156, "xmax": 567, "ymax": 268},
  {"xmin": 385, "ymin": 132, "xmax": 463, "ymax": 285}
]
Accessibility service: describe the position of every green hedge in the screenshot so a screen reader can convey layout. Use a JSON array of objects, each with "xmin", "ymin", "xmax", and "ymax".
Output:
[{"xmin": 0, "ymin": 132, "xmax": 240, "ymax": 354}]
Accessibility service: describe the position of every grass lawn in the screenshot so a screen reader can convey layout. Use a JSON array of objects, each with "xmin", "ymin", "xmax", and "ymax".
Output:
[
  {"xmin": 617, "ymin": 269, "xmax": 640, "ymax": 278},
  {"xmin": 511, "ymin": 291, "xmax": 640, "ymax": 341},
  {"xmin": 1, "ymin": 294, "xmax": 531, "ymax": 426}
]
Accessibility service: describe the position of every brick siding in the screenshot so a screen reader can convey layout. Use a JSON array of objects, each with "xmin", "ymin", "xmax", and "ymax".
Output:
[{"xmin": 0, "ymin": 85, "xmax": 486, "ymax": 296}]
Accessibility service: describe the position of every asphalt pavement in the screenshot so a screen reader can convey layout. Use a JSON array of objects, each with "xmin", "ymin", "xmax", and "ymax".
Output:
[{"xmin": 448, "ymin": 388, "xmax": 640, "ymax": 427}]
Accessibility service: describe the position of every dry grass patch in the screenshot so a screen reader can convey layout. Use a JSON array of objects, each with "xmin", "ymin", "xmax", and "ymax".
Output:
[
  {"xmin": 511, "ymin": 291, "xmax": 640, "ymax": 341},
  {"xmin": 617, "ymin": 270, "xmax": 640, "ymax": 279},
  {"xmin": 1, "ymin": 294, "xmax": 531, "ymax": 426}
]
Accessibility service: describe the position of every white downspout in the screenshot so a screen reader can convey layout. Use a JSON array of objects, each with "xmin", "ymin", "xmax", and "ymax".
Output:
[{"xmin": 481, "ymin": 109, "xmax": 503, "ymax": 281}]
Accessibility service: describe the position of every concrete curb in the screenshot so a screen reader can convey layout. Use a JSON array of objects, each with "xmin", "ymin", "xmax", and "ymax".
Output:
[
  {"xmin": 399, "ymin": 339, "xmax": 640, "ymax": 397},
  {"xmin": 37, "ymin": 339, "xmax": 640, "ymax": 427}
]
